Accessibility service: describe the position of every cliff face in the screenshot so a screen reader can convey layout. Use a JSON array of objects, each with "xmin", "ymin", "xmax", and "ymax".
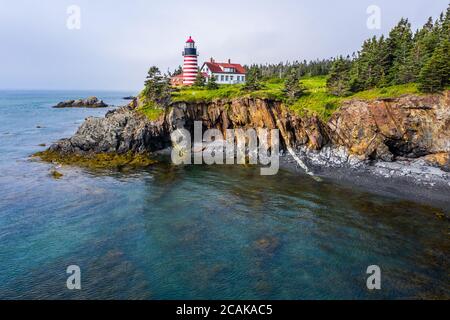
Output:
[
  {"xmin": 166, "ymin": 98, "xmax": 327, "ymax": 150},
  {"xmin": 328, "ymin": 92, "xmax": 450, "ymax": 164},
  {"xmin": 46, "ymin": 91, "xmax": 450, "ymax": 171}
]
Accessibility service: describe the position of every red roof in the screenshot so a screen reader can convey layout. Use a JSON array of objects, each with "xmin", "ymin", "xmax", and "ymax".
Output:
[
  {"xmin": 186, "ymin": 36, "xmax": 195, "ymax": 43},
  {"xmin": 203, "ymin": 62, "xmax": 246, "ymax": 74}
]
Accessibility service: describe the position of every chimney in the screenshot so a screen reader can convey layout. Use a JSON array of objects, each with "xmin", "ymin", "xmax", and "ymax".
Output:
[
  {"xmin": 228, "ymin": 59, "xmax": 231, "ymax": 64},
  {"xmin": 210, "ymin": 57, "xmax": 214, "ymax": 63}
]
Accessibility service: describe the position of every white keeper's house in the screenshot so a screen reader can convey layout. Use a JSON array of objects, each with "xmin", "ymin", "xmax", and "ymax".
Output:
[{"xmin": 200, "ymin": 58, "xmax": 247, "ymax": 85}]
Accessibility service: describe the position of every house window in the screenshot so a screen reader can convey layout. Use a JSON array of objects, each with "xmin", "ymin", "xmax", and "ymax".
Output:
[
  {"xmin": 225, "ymin": 76, "xmax": 229, "ymax": 81},
  {"xmin": 221, "ymin": 75, "xmax": 224, "ymax": 81},
  {"xmin": 230, "ymin": 76, "xmax": 234, "ymax": 81}
]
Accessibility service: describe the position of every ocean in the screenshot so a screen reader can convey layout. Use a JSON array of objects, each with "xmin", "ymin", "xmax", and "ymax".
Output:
[{"xmin": 0, "ymin": 90, "xmax": 448, "ymax": 299}]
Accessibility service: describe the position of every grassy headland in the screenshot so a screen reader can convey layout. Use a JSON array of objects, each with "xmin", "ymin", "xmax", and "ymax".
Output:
[{"xmin": 169, "ymin": 76, "xmax": 422, "ymax": 120}]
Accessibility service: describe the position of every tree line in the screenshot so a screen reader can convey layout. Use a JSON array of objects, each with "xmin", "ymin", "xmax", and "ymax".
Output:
[
  {"xmin": 327, "ymin": 4, "xmax": 450, "ymax": 95},
  {"xmin": 245, "ymin": 59, "xmax": 333, "ymax": 79}
]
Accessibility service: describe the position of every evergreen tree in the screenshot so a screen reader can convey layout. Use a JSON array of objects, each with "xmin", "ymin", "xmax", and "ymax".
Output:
[
  {"xmin": 206, "ymin": 75, "xmax": 219, "ymax": 90},
  {"xmin": 194, "ymin": 71, "xmax": 206, "ymax": 87},
  {"xmin": 143, "ymin": 66, "xmax": 171, "ymax": 106},
  {"xmin": 326, "ymin": 56, "xmax": 352, "ymax": 96},
  {"xmin": 284, "ymin": 70, "xmax": 307, "ymax": 102},
  {"xmin": 348, "ymin": 36, "xmax": 389, "ymax": 91},
  {"xmin": 243, "ymin": 66, "xmax": 263, "ymax": 91},
  {"xmin": 440, "ymin": 4, "xmax": 450, "ymax": 42},
  {"xmin": 242, "ymin": 59, "xmax": 333, "ymax": 80},
  {"xmin": 405, "ymin": 17, "xmax": 439, "ymax": 82},
  {"xmin": 386, "ymin": 18, "xmax": 414, "ymax": 84},
  {"xmin": 418, "ymin": 38, "xmax": 450, "ymax": 92},
  {"xmin": 436, "ymin": 5, "xmax": 449, "ymax": 42},
  {"xmin": 172, "ymin": 65, "xmax": 183, "ymax": 76}
]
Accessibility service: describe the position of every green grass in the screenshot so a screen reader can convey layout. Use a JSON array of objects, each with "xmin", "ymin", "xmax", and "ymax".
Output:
[
  {"xmin": 169, "ymin": 76, "xmax": 424, "ymax": 121},
  {"xmin": 350, "ymin": 82, "xmax": 420, "ymax": 100},
  {"xmin": 137, "ymin": 101, "xmax": 165, "ymax": 121},
  {"xmin": 171, "ymin": 78, "xmax": 287, "ymax": 103},
  {"xmin": 171, "ymin": 85, "xmax": 244, "ymax": 103},
  {"xmin": 290, "ymin": 76, "xmax": 342, "ymax": 120},
  {"xmin": 290, "ymin": 76, "xmax": 421, "ymax": 120}
]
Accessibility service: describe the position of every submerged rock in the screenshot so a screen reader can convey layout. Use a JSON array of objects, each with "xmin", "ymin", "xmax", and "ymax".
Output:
[
  {"xmin": 53, "ymin": 96, "xmax": 109, "ymax": 108},
  {"xmin": 35, "ymin": 150, "xmax": 157, "ymax": 170},
  {"xmin": 50, "ymin": 169, "xmax": 63, "ymax": 179}
]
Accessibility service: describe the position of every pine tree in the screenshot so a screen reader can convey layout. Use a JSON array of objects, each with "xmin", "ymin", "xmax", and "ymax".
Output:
[
  {"xmin": 386, "ymin": 18, "xmax": 414, "ymax": 84},
  {"xmin": 172, "ymin": 65, "xmax": 183, "ymax": 76},
  {"xmin": 348, "ymin": 36, "xmax": 389, "ymax": 91},
  {"xmin": 206, "ymin": 75, "xmax": 219, "ymax": 90},
  {"xmin": 404, "ymin": 17, "xmax": 441, "ymax": 83},
  {"xmin": 418, "ymin": 38, "xmax": 450, "ymax": 92},
  {"xmin": 243, "ymin": 66, "xmax": 263, "ymax": 91},
  {"xmin": 441, "ymin": 4, "xmax": 450, "ymax": 42},
  {"xmin": 194, "ymin": 72, "xmax": 206, "ymax": 87},
  {"xmin": 284, "ymin": 70, "xmax": 307, "ymax": 102},
  {"xmin": 326, "ymin": 56, "xmax": 352, "ymax": 96},
  {"xmin": 143, "ymin": 66, "xmax": 171, "ymax": 106}
]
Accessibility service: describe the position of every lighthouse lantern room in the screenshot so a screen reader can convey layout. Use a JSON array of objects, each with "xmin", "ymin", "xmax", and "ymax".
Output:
[{"xmin": 182, "ymin": 36, "xmax": 199, "ymax": 85}]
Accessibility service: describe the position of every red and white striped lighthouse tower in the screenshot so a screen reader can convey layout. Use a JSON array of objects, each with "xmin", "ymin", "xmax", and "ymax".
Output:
[{"xmin": 182, "ymin": 36, "xmax": 199, "ymax": 85}]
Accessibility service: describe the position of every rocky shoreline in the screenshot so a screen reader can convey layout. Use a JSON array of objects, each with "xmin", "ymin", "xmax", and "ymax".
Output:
[
  {"xmin": 281, "ymin": 148, "xmax": 450, "ymax": 210},
  {"xmin": 38, "ymin": 91, "xmax": 450, "ymax": 205}
]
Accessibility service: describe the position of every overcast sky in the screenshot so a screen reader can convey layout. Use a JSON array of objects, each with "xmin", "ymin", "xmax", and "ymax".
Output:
[{"xmin": 0, "ymin": 0, "xmax": 446, "ymax": 91}]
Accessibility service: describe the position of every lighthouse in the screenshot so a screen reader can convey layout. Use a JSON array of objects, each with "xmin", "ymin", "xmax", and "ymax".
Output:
[{"xmin": 182, "ymin": 36, "xmax": 199, "ymax": 85}]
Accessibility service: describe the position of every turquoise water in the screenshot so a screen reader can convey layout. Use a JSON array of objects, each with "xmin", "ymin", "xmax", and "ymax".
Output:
[{"xmin": 0, "ymin": 91, "xmax": 449, "ymax": 300}]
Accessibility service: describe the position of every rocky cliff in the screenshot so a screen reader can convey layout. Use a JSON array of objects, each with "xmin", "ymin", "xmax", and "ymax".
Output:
[
  {"xmin": 48, "ymin": 105, "xmax": 168, "ymax": 155},
  {"xmin": 328, "ymin": 92, "xmax": 450, "ymax": 167},
  {"xmin": 43, "ymin": 91, "xmax": 450, "ymax": 174}
]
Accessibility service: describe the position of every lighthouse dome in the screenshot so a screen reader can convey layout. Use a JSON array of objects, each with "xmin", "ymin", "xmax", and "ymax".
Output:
[{"xmin": 186, "ymin": 36, "xmax": 195, "ymax": 43}]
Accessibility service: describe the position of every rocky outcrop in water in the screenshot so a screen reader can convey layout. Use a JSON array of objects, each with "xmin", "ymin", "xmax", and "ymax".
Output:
[
  {"xmin": 48, "ymin": 105, "xmax": 168, "ymax": 155},
  {"xmin": 53, "ymin": 96, "xmax": 109, "ymax": 108}
]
